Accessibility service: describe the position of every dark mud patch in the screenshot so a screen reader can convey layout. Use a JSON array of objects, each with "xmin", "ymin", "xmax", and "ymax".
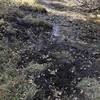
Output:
[
  {"xmin": 0, "ymin": 5, "xmax": 52, "ymax": 68},
  {"xmin": 33, "ymin": 41, "xmax": 100, "ymax": 99},
  {"xmin": 0, "ymin": 7, "xmax": 52, "ymax": 42}
]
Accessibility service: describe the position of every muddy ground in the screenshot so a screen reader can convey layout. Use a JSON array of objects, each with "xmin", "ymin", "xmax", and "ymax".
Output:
[{"xmin": 0, "ymin": 0, "xmax": 100, "ymax": 100}]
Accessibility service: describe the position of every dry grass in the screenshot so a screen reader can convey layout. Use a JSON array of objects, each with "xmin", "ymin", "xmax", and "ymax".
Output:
[{"xmin": 14, "ymin": 0, "xmax": 37, "ymax": 5}]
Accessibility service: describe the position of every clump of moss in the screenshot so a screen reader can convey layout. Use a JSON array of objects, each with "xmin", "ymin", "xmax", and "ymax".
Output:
[
  {"xmin": 0, "ymin": 40, "xmax": 39, "ymax": 100},
  {"xmin": 19, "ymin": 4, "xmax": 47, "ymax": 14},
  {"xmin": 77, "ymin": 78, "xmax": 100, "ymax": 100},
  {"xmin": 20, "ymin": 16, "xmax": 52, "ymax": 28},
  {"xmin": 33, "ymin": 4, "xmax": 47, "ymax": 13}
]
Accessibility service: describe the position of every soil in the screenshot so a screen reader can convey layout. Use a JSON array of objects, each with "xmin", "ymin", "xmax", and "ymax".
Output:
[{"xmin": 0, "ymin": 0, "xmax": 100, "ymax": 100}]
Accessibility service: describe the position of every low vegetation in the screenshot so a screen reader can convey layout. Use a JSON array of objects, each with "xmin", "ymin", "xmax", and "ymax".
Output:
[{"xmin": 0, "ymin": 0, "xmax": 100, "ymax": 100}]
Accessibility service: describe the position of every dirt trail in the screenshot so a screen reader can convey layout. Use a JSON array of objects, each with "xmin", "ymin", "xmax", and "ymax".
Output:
[
  {"xmin": 38, "ymin": 0, "xmax": 100, "ymax": 51},
  {"xmin": 38, "ymin": 0, "xmax": 86, "ymax": 19}
]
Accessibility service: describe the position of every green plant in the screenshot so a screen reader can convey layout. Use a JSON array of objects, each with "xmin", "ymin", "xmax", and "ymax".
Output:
[{"xmin": 77, "ymin": 78, "xmax": 100, "ymax": 100}]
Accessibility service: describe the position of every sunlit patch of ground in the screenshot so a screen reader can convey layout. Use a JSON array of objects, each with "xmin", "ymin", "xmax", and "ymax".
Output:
[
  {"xmin": 87, "ymin": 13, "xmax": 100, "ymax": 24},
  {"xmin": 38, "ymin": 0, "xmax": 87, "ymax": 20},
  {"xmin": 46, "ymin": 7, "xmax": 87, "ymax": 20},
  {"xmin": 13, "ymin": 0, "xmax": 37, "ymax": 5}
]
